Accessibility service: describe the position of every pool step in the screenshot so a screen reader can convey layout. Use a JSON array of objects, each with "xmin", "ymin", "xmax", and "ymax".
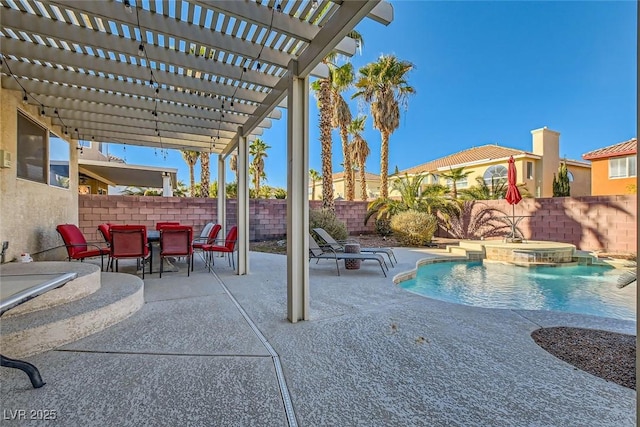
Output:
[
  {"xmin": 446, "ymin": 245, "xmax": 484, "ymax": 260},
  {"xmin": 0, "ymin": 272, "xmax": 143, "ymax": 358}
]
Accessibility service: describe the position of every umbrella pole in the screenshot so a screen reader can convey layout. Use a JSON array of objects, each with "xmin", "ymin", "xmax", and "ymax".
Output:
[{"xmin": 512, "ymin": 204, "xmax": 516, "ymax": 239}]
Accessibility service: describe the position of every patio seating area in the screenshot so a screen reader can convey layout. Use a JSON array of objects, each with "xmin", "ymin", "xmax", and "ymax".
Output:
[{"xmin": 0, "ymin": 248, "xmax": 635, "ymax": 426}]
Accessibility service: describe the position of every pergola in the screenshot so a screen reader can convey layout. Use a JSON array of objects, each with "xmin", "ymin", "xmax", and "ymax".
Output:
[{"xmin": 0, "ymin": 0, "xmax": 393, "ymax": 322}]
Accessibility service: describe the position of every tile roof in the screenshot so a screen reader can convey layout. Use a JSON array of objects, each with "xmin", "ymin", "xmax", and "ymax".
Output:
[
  {"xmin": 399, "ymin": 144, "xmax": 529, "ymax": 175},
  {"xmin": 331, "ymin": 171, "xmax": 381, "ymax": 181},
  {"xmin": 582, "ymin": 138, "xmax": 637, "ymax": 160}
]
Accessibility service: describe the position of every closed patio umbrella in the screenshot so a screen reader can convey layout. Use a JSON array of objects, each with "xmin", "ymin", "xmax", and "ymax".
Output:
[{"xmin": 505, "ymin": 156, "xmax": 522, "ymax": 239}]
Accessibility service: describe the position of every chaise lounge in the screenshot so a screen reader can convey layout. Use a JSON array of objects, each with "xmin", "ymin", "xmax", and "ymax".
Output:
[
  {"xmin": 312, "ymin": 227, "xmax": 397, "ymax": 267},
  {"xmin": 309, "ymin": 234, "xmax": 388, "ymax": 277}
]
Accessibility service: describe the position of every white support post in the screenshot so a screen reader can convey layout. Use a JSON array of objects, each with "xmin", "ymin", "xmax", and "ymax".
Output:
[
  {"xmin": 217, "ymin": 155, "xmax": 226, "ymax": 236},
  {"xmin": 162, "ymin": 172, "xmax": 172, "ymax": 197},
  {"xmin": 286, "ymin": 60, "xmax": 310, "ymax": 322},
  {"xmin": 237, "ymin": 128, "xmax": 249, "ymax": 275}
]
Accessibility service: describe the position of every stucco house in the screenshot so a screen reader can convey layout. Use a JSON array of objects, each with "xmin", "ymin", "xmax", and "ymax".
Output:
[
  {"xmin": 309, "ymin": 170, "xmax": 382, "ymax": 201},
  {"xmin": 582, "ymin": 138, "xmax": 637, "ymax": 196},
  {"xmin": 395, "ymin": 127, "xmax": 591, "ymax": 198}
]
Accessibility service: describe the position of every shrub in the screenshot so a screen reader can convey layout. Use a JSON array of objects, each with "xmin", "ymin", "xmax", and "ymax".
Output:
[
  {"xmin": 390, "ymin": 210, "xmax": 437, "ymax": 246},
  {"xmin": 273, "ymin": 188, "xmax": 287, "ymax": 199},
  {"xmin": 309, "ymin": 209, "xmax": 348, "ymax": 241},
  {"xmin": 375, "ymin": 218, "xmax": 392, "ymax": 237}
]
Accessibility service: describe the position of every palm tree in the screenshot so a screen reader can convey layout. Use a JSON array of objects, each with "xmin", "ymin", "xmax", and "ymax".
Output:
[
  {"xmin": 331, "ymin": 62, "xmax": 355, "ymax": 201},
  {"xmin": 249, "ymin": 138, "xmax": 270, "ymax": 193},
  {"xmin": 230, "ymin": 153, "xmax": 237, "ymax": 182},
  {"xmin": 353, "ymin": 55, "xmax": 415, "ymax": 199},
  {"xmin": 309, "ymin": 169, "xmax": 321, "ymax": 200},
  {"xmin": 440, "ymin": 166, "xmax": 472, "ymax": 200},
  {"xmin": 348, "ymin": 115, "xmax": 370, "ymax": 201},
  {"xmin": 200, "ymin": 152, "xmax": 210, "ymax": 198},
  {"xmin": 181, "ymin": 150, "xmax": 199, "ymax": 197},
  {"xmin": 311, "ymin": 30, "xmax": 363, "ymax": 212}
]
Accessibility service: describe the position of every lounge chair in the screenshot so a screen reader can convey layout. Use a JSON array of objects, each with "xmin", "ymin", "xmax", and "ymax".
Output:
[
  {"xmin": 309, "ymin": 234, "xmax": 388, "ymax": 277},
  {"xmin": 312, "ymin": 228, "xmax": 397, "ymax": 266}
]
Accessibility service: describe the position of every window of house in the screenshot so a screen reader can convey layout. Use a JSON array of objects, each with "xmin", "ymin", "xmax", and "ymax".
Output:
[
  {"xmin": 17, "ymin": 112, "xmax": 70, "ymax": 188},
  {"xmin": 483, "ymin": 165, "xmax": 508, "ymax": 184},
  {"xmin": 17, "ymin": 112, "xmax": 47, "ymax": 183},
  {"xmin": 446, "ymin": 177, "xmax": 468, "ymax": 189},
  {"xmin": 567, "ymin": 170, "xmax": 574, "ymax": 182},
  {"xmin": 526, "ymin": 162, "xmax": 533, "ymax": 179},
  {"xmin": 609, "ymin": 156, "xmax": 637, "ymax": 178},
  {"xmin": 49, "ymin": 133, "xmax": 70, "ymax": 188}
]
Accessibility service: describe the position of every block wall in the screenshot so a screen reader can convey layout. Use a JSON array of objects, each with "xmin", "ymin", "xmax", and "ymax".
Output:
[{"xmin": 79, "ymin": 195, "xmax": 636, "ymax": 253}]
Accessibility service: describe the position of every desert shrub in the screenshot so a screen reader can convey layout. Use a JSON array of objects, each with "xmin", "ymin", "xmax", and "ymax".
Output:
[
  {"xmin": 273, "ymin": 188, "xmax": 287, "ymax": 199},
  {"xmin": 375, "ymin": 218, "xmax": 392, "ymax": 237},
  {"xmin": 390, "ymin": 210, "xmax": 437, "ymax": 246},
  {"xmin": 309, "ymin": 209, "xmax": 348, "ymax": 241}
]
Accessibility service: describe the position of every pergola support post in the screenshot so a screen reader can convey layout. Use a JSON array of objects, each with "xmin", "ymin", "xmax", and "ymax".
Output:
[
  {"xmin": 217, "ymin": 155, "xmax": 226, "ymax": 236},
  {"xmin": 237, "ymin": 128, "xmax": 249, "ymax": 275},
  {"xmin": 286, "ymin": 60, "xmax": 309, "ymax": 322}
]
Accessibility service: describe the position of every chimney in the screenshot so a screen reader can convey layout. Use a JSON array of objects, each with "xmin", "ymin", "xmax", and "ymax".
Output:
[{"xmin": 531, "ymin": 127, "xmax": 560, "ymax": 197}]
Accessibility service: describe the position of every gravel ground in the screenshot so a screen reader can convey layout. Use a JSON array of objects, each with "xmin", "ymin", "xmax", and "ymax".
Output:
[
  {"xmin": 250, "ymin": 235, "xmax": 637, "ymax": 391},
  {"xmin": 532, "ymin": 327, "xmax": 636, "ymax": 390}
]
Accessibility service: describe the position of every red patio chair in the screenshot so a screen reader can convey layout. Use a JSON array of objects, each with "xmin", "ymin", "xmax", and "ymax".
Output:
[
  {"xmin": 191, "ymin": 223, "xmax": 221, "ymax": 271},
  {"xmin": 110, "ymin": 225, "xmax": 151, "ymax": 278},
  {"xmin": 56, "ymin": 224, "xmax": 110, "ymax": 271},
  {"xmin": 97, "ymin": 223, "xmax": 114, "ymax": 270},
  {"xmin": 160, "ymin": 225, "xmax": 193, "ymax": 278},
  {"xmin": 156, "ymin": 222, "xmax": 180, "ymax": 230},
  {"xmin": 202, "ymin": 226, "xmax": 238, "ymax": 271}
]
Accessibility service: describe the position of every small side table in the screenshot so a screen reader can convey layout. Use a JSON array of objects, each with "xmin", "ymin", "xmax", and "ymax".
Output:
[{"xmin": 344, "ymin": 243, "xmax": 361, "ymax": 270}]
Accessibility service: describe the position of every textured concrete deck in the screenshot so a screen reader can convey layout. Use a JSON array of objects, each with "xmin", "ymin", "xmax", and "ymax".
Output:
[{"xmin": 0, "ymin": 249, "xmax": 636, "ymax": 426}]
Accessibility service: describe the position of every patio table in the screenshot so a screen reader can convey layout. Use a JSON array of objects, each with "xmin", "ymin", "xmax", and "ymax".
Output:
[{"xmin": 344, "ymin": 243, "xmax": 361, "ymax": 270}]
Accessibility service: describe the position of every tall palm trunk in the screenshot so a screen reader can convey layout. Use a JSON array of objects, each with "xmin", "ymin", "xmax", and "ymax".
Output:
[
  {"xmin": 340, "ymin": 125, "xmax": 354, "ymax": 201},
  {"xmin": 380, "ymin": 130, "xmax": 390, "ymax": 199},
  {"xmin": 319, "ymin": 79, "xmax": 335, "ymax": 212},
  {"xmin": 189, "ymin": 164, "xmax": 196, "ymax": 196},
  {"xmin": 358, "ymin": 165, "xmax": 367, "ymax": 200},
  {"xmin": 200, "ymin": 152, "xmax": 210, "ymax": 198}
]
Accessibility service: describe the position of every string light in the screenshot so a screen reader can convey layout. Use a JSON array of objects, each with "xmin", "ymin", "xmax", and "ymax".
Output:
[
  {"xmin": 22, "ymin": 91, "xmax": 28, "ymax": 104},
  {"xmin": 138, "ymin": 44, "xmax": 145, "ymax": 57},
  {"xmin": 311, "ymin": 0, "xmax": 319, "ymax": 11}
]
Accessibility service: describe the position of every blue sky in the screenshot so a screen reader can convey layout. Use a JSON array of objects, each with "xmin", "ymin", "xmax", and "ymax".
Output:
[{"xmin": 105, "ymin": 0, "xmax": 637, "ymax": 190}]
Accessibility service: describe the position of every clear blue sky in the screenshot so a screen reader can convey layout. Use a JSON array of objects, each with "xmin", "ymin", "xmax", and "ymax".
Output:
[{"xmin": 105, "ymin": 0, "xmax": 637, "ymax": 190}]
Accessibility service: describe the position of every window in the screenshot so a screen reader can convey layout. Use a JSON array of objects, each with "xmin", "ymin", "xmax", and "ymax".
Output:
[
  {"xmin": 17, "ymin": 112, "xmax": 70, "ymax": 188},
  {"xmin": 17, "ymin": 112, "xmax": 47, "ymax": 183},
  {"xmin": 49, "ymin": 133, "xmax": 70, "ymax": 188},
  {"xmin": 609, "ymin": 156, "xmax": 637, "ymax": 178},
  {"xmin": 483, "ymin": 165, "xmax": 508, "ymax": 185},
  {"xmin": 567, "ymin": 171, "xmax": 574, "ymax": 182},
  {"xmin": 446, "ymin": 177, "xmax": 468, "ymax": 189},
  {"xmin": 526, "ymin": 162, "xmax": 533, "ymax": 179}
]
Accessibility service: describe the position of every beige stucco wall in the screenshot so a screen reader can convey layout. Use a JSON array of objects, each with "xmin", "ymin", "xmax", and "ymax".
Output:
[
  {"xmin": 0, "ymin": 87, "xmax": 79, "ymax": 262},
  {"xmin": 531, "ymin": 127, "xmax": 560, "ymax": 197}
]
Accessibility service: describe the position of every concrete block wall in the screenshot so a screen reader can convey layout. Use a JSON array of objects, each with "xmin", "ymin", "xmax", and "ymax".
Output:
[
  {"xmin": 465, "ymin": 195, "xmax": 637, "ymax": 253},
  {"xmin": 79, "ymin": 195, "xmax": 636, "ymax": 253},
  {"xmin": 79, "ymin": 196, "xmax": 375, "ymax": 243}
]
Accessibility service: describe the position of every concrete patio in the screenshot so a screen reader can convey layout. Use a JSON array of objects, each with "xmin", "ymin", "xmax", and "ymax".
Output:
[{"xmin": 0, "ymin": 248, "xmax": 636, "ymax": 426}]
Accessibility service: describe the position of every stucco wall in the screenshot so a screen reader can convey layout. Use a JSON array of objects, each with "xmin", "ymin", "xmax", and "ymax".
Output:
[
  {"xmin": 589, "ymin": 158, "xmax": 636, "ymax": 195},
  {"xmin": 0, "ymin": 88, "xmax": 79, "ymax": 262}
]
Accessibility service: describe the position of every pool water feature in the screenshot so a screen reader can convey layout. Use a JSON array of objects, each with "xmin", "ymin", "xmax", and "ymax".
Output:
[{"xmin": 399, "ymin": 261, "xmax": 636, "ymax": 321}]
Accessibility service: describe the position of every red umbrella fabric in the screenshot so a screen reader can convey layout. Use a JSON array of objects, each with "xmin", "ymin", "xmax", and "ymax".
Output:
[{"xmin": 505, "ymin": 156, "xmax": 522, "ymax": 205}]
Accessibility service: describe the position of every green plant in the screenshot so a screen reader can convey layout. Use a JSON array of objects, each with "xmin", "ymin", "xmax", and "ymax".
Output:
[
  {"xmin": 390, "ymin": 210, "xmax": 437, "ymax": 246},
  {"xmin": 375, "ymin": 218, "xmax": 392, "ymax": 237},
  {"xmin": 309, "ymin": 209, "xmax": 348, "ymax": 241},
  {"xmin": 273, "ymin": 188, "xmax": 287, "ymax": 199},
  {"xmin": 553, "ymin": 161, "xmax": 571, "ymax": 197}
]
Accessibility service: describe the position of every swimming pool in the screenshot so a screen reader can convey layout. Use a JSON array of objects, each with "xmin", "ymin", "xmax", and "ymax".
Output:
[{"xmin": 399, "ymin": 261, "xmax": 636, "ymax": 321}]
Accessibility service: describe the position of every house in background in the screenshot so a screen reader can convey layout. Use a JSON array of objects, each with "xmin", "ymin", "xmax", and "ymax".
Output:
[
  {"xmin": 396, "ymin": 127, "xmax": 591, "ymax": 198},
  {"xmin": 78, "ymin": 142, "xmax": 178, "ymax": 196},
  {"xmin": 309, "ymin": 170, "xmax": 382, "ymax": 201},
  {"xmin": 582, "ymin": 138, "xmax": 637, "ymax": 196}
]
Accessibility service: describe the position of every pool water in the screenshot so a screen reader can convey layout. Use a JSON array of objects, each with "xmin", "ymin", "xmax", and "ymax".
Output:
[{"xmin": 399, "ymin": 261, "xmax": 636, "ymax": 321}]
